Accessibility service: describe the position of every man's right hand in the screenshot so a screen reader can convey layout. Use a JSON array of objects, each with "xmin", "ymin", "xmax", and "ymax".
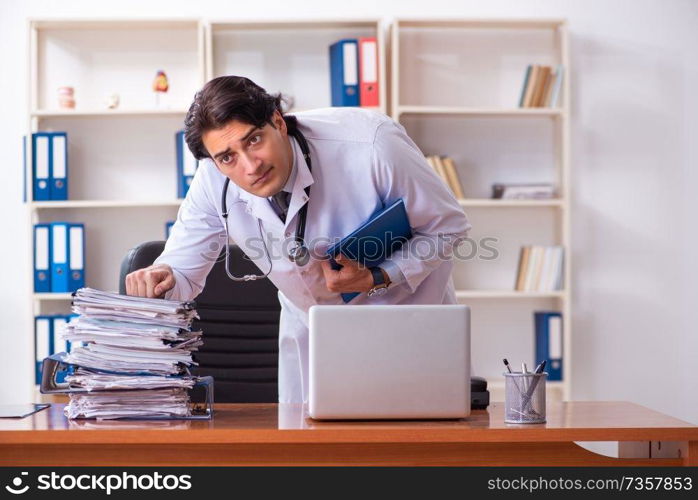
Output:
[{"xmin": 125, "ymin": 264, "xmax": 176, "ymax": 298}]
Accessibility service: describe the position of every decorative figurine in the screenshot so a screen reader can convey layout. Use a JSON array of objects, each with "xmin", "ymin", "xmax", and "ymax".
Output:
[
  {"xmin": 153, "ymin": 70, "xmax": 169, "ymax": 108},
  {"xmin": 105, "ymin": 92, "xmax": 120, "ymax": 109},
  {"xmin": 57, "ymin": 86, "xmax": 75, "ymax": 109}
]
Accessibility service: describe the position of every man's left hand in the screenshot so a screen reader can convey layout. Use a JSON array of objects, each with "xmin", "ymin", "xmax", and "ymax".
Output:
[{"xmin": 320, "ymin": 253, "xmax": 374, "ymax": 293}]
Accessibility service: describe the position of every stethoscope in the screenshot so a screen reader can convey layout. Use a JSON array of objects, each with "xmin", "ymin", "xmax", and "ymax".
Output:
[{"xmin": 220, "ymin": 128, "xmax": 312, "ymax": 281}]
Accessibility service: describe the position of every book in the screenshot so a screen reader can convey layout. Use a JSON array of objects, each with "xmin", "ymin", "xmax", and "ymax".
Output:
[
  {"xmin": 540, "ymin": 67, "xmax": 555, "ymax": 107},
  {"xmin": 514, "ymin": 245, "xmax": 564, "ymax": 292},
  {"xmin": 326, "ymin": 199, "xmax": 412, "ymax": 302},
  {"xmin": 518, "ymin": 65, "xmax": 532, "ymax": 107},
  {"xmin": 441, "ymin": 156, "xmax": 465, "ymax": 199},
  {"xmin": 522, "ymin": 65, "xmax": 540, "ymax": 107},
  {"xmin": 425, "ymin": 155, "xmax": 464, "ymax": 198},
  {"xmin": 549, "ymin": 65, "xmax": 565, "ymax": 107},
  {"xmin": 492, "ymin": 183, "xmax": 556, "ymax": 200},
  {"xmin": 515, "ymin": 246, "xmax": 531, "ymax": 291},
  {"xmin": 532, "ymin": 66, "xmax": 551, "ymax": 107}
]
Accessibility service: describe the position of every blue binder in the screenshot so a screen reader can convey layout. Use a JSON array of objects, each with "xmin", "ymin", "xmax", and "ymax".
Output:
[
  {"xmin": 534, "ymin": 311, "xmax": 563, "ymax": 381},
  {"xmin": 68, "ymin": 223, "xmax": 85, "ymax": 291},
  {"xmin": 176, "ymin": 130, "xmax": 198, "ymax": 198},
  {"xmin": 50, "ymin": 132, "xmax": 68, "ymax": 200},
  {"xmin": 32, "ymin": 132, "xmax": 51, "ymax": 201},
  {"xmin": 50, "ymin": 222, "xmax": 70, "ymax": 292},
  {"xmin": 165, "ymin": 220, "xmax": 175, "ymax": 239},
  {"xmin": 33, "ymin": 223, "xmax": 52, "ymax": 293},
  {"xmin": 326, "ymin": 199, "xmax": 412, "ymax": 302},
  {"xmin": 49, "ymin": 222, "xmax": 85, "ymax": 292},
  {"xmin": 329, "ymin": 39, "xmax": 360, "ymax": 107},
  {"xmin": 35, "ymin": 316, "xmax": 53, "ymax": 384},
  {"xmin": 23, "ymin": 136, "xmax": 27, "ymax": 203}
]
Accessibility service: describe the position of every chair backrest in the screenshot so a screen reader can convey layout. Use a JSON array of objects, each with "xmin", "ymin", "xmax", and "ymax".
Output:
[{"xmin": 119, "ymin": 241, "xmax": 280, "ymax": 402}]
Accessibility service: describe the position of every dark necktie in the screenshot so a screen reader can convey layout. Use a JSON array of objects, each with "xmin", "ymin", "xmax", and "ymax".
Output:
[{"xmin": 270, "ymin": 191, "xmax": 291, "ymax": 222}]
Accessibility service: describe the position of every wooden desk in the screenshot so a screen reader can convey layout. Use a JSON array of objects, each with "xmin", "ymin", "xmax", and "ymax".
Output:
[{"xmin": 1, "ymin": 402, "xmax": 696, "ymax": 466}]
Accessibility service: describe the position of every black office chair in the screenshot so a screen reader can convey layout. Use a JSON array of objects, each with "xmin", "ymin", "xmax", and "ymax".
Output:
[{"xmin": 119, "ymin": 241, "xmax": 281, "ymax": 403}]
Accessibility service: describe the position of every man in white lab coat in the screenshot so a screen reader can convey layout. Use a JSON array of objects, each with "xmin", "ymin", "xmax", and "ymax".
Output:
[{"xmin": 126, "ymin": 76, "xmax": 471, "ymax": 404}]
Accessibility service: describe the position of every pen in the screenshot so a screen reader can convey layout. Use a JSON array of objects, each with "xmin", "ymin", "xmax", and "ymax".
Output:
[
  {"xmin": 503, "ymin": 358, "xmax": 522, "ymax": 394},
  {"xmin": 503, "ymin": 359, "xmax": 513, "ymax": 373},
  {"xmin": 522, "ymin": 360, "xmax": 547, "ymax": 413},
  {"xmin": 521, "ymin": 362, "xmax": 529, "ymax": 392}
]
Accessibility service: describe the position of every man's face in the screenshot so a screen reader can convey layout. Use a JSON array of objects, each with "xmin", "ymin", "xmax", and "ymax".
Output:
[{"xmin": 203, "ymin": 110, "xmax": 293, "ymax": 198}]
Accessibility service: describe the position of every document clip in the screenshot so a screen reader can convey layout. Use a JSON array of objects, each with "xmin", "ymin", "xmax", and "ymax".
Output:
[{"xmin": 39, "ymin": 352, "xmax": 214, "ymax": 420}]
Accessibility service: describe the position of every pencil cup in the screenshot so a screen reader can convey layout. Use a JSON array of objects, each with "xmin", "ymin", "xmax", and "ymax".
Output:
[{"xmin": 504, "ymin": 372, "xmax": 547, "ymax": 424}]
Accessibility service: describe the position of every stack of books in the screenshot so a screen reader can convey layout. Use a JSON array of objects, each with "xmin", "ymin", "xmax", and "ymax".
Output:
[
  {"xmin": 518, "ymin": 65, "xmax": 564, "ymax": 108},
  {"xmin": 60, "ymin": 288, "xmax": 203, "ymax": 419},
  {"xmin": 514, "ymin": 245, "xmax": 564, "ymax": 292},
  {"xmin": 492, "ymin": 183, "xmax": 556, "ymax": 200},
  {"xmin": 425, "ymin": 155, "xmax": 464, "ymax": 198}
]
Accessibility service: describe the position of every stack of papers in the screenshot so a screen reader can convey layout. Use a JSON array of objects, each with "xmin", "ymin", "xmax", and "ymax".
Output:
[{"xmin": 60, "ymin": 288, "xmax": 202, "ymax": 420}]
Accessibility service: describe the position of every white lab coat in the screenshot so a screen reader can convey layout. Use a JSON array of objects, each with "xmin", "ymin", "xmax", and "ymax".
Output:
[{"xmin": 156, "ymin": 107, "xmax": 471, "ymax": 403}]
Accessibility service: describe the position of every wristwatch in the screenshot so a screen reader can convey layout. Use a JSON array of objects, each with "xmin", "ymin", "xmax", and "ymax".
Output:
[{"xmin": 367, "ymin": 266, "xmax": 391, "ymax": 298}]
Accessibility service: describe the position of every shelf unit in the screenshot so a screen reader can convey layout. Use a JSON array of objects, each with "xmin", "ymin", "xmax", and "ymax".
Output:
[
  {"xmin": 24, "ymin": 16, "xmax": 571, "ymax": 402},
  {"xmin": 206, "ymin": 18, "xmax": 387, "ymax": 114},
  {"xmin": 30, "ymin": 109, "xmax": 190, "ymax": 118},
  {"xmin": 31, "ymin": 200, "xmax": 183, "ymax": 209},
  {"xmin": 25, "ymin": 18, "xmax": 206, "ymax": 397},
  {"xmin": 391, "ymin": 19, "xmax": 571, "ymax": 399}
]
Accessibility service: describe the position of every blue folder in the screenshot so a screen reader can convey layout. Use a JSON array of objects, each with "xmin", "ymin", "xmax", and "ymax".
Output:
[
  {"xmin": 329, "ymin": 39, "xmax": 360, "ymax": 107},
  {"xmin": 50, "ymin": 132, "xmax": 68, "ymax": 200},
  {"xmin": 33, "ymin": 223, "xmax": 52, "ymax": 292},
  {"xmin": 34, "ymin": 316, "xmax": 53, "ymax": 384},
  {"xmin": 49, "ymin": 222, "xmax": 85, "ymax": 292},
  {"xmin": 32, "ymin": 132, "xmax": 51, "ymax": 201},
  {"xmin": 176, "ymin": 130, "xmax": 198, "ymax": 198},
  {"xmin": 67, "ymin": 223, "xmax": 85, "ymax": 291},
  {"xmin": 50, "ymin": 222, "xmax": 70, "ymax": 292},
  {"xmin": 326, "ymin": 198, "xmax": 412, "ymax": 302},
  {"xmin": 534, "ymin": 311, "xmax": 563, "ymax": 381},
  {"xmin": 29, "ymin": 132, "xmax": 68, "ymax": 201}
]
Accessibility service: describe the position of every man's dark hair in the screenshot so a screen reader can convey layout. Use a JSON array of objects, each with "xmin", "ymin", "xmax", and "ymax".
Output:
[{"xmin": 184, "ymin": 75, "xmax": 297, "ymax": 160}]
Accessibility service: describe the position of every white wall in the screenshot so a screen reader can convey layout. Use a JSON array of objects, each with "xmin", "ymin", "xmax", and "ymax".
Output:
[{"xmin": 1, "ymin": 0, "xmax": 696, "ymax": 425}]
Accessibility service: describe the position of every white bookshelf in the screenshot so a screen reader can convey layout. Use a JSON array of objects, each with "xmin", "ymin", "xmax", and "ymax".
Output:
[
  {"xmin": 31, "ymin": 109, "xmax": 190, "ymax": 118},
  {"xmin": 398, "ymin": 106, "xmax": 563, "ymax": 117},
  {"xmin": 391, "ymin": 19, "xmax": 572, "ymax": 400},
  {"xmin": 457, "ymin": 199, "xmax": 563, "ymax": 208},
  {"xmin": 206, "ymin": 18, "xmax": 387, "ymax": 114},
  {"xmin": 25, "ymin": 19, "xmax": 206, "ymax": 397},
  {"xmin": 24, "ymin": 16, "xmax": 571, "ymax": 403},
  {"xmin": 31, "ymin": 200, "xmax": 183, "ymax": 209}
]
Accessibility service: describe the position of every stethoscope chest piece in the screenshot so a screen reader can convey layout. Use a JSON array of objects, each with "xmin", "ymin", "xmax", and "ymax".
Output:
[{"xmin": 288, "ymin": 243, "xmax": 310, "ymax": 266}]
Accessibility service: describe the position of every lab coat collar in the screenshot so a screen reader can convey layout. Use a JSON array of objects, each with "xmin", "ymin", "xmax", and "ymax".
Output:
[
  {"xmin": 235, "ymin": 134, "xmax": 314, "ymax": 231},
  {"xmin": 284, "ymin": 134, "xmax": 314, "ymax": 228}
]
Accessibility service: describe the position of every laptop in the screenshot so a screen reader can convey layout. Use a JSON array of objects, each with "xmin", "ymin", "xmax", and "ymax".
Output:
[{"xmin": 308, "ymin": 304, "xmax": 470, "ymax": 420}]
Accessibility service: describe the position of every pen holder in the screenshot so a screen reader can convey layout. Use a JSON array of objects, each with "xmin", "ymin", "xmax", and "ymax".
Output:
[{"xmin": 504, "ymin": 371, "xmax": 547, "ymax": 424}]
